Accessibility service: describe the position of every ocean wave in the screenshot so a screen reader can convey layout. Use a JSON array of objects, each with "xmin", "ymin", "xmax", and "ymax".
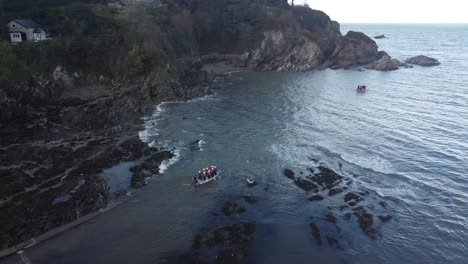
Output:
[
  {"xmin": 139, "ymin": 102, "xmax": 168, "ymax": 142},
  {"xmin": 198, "ymin": 139, "xmax": 206, "ymax": 151},
  {"xmin": 159, "ymin": 146, "xmax": 181, "ymax": 174}
]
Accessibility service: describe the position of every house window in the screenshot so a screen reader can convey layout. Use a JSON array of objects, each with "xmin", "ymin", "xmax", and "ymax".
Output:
[{"xmin": 12, "ymin": 24, "xmax": 16, "ymax": 28}]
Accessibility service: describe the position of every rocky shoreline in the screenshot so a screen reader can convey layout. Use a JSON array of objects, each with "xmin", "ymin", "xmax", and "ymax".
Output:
[
  {"xmin": 0, "ymin": 39, "xmax": 437, "ymax": 257},
  {"xmin": 0, "ymin": 68, "xmax": 218, "ymax": 254},
  {"xmin": 0, "ymin": 0, "xmax": 440, "ymax": 255}
]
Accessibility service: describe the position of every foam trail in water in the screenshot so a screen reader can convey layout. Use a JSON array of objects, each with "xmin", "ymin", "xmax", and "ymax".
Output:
[
  {"xmin": 340, "ymin": 153, "xmax": 395, "ymax": 175},
  {"xmin": 198, "ymin": 140, "xmax": 206, "ymax": 151},
  {"xmin": 139, "ymin": 102, "xmax": 167, "ymax": 142},
  {"xmin": 159, "ymin": 147, "xmax": 181, "ymax": 174},
  {"xmin": 139, "ymin": 93, "xmax": 219, "ymax": 173}
]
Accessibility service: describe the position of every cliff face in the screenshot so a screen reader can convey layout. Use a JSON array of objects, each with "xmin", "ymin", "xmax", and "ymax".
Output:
[
  {"xmin": 248, "ymin": 13, "xmax": 381, "ymax": 71},
  {"xmin": 330, "ymin": 31, "xmax": 379, "ymax": 69},
  {"xmin": 0, "ymin": 0, "xmax": 387, "ymax": 252},
  {"xmin": 191, "ymin": 5, "xmax": 383, "ymax": 72}
]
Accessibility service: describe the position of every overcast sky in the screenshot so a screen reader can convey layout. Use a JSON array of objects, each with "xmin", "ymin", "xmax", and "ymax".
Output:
[{"xmin": 301, "ymin": 0, "xmax": 468, "ymax": 23}]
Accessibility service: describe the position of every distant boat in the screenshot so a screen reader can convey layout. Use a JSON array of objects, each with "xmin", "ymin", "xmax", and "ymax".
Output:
[{"xmin": 356, "ymin": 85, "xmax": 367, "ymax": 92}]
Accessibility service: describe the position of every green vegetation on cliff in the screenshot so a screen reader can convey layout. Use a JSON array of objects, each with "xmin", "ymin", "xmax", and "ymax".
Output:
[
  {"xmin": 0, "ymin": 0, "xmax": 296, "ymax": 98},
  {"xmin": 0, "ymin": 0, "xmax": 354, "ymax": 107}
]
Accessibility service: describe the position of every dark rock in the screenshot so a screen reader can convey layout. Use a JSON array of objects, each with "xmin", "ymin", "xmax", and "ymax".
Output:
[
  {"xmin": 377, "ymin": 50, "xmax": 389, "ymax": 59},
  {"xmin": 247, "ymin": 181, "xmax": 258, "ymax": 188},
  {"xmin": 378, "ymin": 215, "xmax": 392, "ymax": 223},
  {"xmin": 242, "ymin": 195, "xmax": 257, "ymax": 204},
  {"xmin": 187, "ymin": 140, "xmax": 201, "ymax": 151},
  {"xmin": 353, "ymin": 206, "xmax": 379, "ymax": 239},
  {"xmin": 130, "ymin": 150, "xmax": 174, "ymax": 188},
  {"xmin": 183, "ymin": 223, "xmax": 256, "ymax": 263},
  {"xmin": 344, "ymin": 213, "xmax": 352, "ymax": 220},
  {"xmin": 326, "ymin": 236, "xmax": 341, "ymax": 248},
  {"xmin": 308, "ymin": 195, "xmax": 324, "ymax": 201},
  {"xmin": 374, "ymin": 34, "xmax": 386, "ymax": 39},
  {"xmin": 405, "ymin": 55, "xmax": 440, "ymax": 66},
  {"xmin": 370, "ymin": 55, "xmax": 399, "ymax": 71},
  {"xmin": 332, "ymin": 31, "xmax": 379, "ymax": 68},
  {"xmin": 325, "ymin": 212, "xmax": 337, "ymax": 224},
  {"xmin": 283, "ymin": 168, "xmax": 295, "ymax": 179},
  {"xmin": 328, "ymin": 188, "xmax": 344, "ymax": 196},
  {"xmin": 294, "ymin": 178, "xmax": 318, "ymax": 191},
  {"xmin": 309, "ymin": 223, "xmax": 322, "ymax": 245},
  {"xmin": 309, "ymin": 166, "xmax": 343, "ymax": 189},
  {"xmin": 119, "ymin": 137, "xmax": 145, "ymax": 160},
  {"xmin": 339, "ymin": 205, "xmax": 348, "ymax": 211},
  {"xmin": 391, "ymin": 58, "xmax": 412, "ymax": 68},
  {"xmin": 379, "ymin": 201, "xmax": 387, "ymax": 208},
  {"xmin": 221, "ymin": 201, "xmax": 246, "ymax": 216},
  {"xmin": 344, "ymin": 192, "xmax": 362, "ymax": 204},
  {"xmin": 130, "ymin": 172, "xmax": 145, "ymax": 189}
]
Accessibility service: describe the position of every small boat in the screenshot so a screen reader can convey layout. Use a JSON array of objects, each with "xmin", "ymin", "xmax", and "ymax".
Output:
[
  {"xmin": 356, "ymin": 85, "xmax": 367, "ymax": 92},
  {"xmin": 194, "ymin": 172, "xmax": 221, "ymax": 186}
]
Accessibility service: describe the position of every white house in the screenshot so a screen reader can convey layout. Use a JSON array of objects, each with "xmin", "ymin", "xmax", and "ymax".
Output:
[{"xmin": 7, "ymin": 19, "xmax": 47, "ymax": 43}]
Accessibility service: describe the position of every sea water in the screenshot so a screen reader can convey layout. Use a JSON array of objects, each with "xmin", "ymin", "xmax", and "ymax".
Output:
[{"xmin": 4, "ymin": 24, "xmax": 467, "ymax": 264}]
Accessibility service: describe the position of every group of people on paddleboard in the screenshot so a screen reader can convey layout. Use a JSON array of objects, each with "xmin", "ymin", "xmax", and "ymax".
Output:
[{"xmin": 193, "ymin": 166, "xmax": 217, "ymax": 183}]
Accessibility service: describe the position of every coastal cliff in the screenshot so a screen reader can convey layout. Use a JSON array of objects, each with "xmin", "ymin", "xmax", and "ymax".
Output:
[{"xmin": 1, "ymin": 0, "xmax": 389, "ymax": 252}]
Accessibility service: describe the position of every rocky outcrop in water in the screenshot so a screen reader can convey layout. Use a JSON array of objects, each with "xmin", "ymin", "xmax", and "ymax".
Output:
[
  {"xmin": 249, "ymin": 25, "xmax": 391, "ymax": 71},
  {"xmin": 283, "ymin": 165, "xmax": 392, "ymax": 242},
  {"xmin": 330, "ymin": 31, "xmax": 379, "ymax": 69},
  {"xmin": 405, "ymin": 55, "xmax": 441, "ymax": 66},
  {"xmin": 366, "ymin": 55, "xmax": 399, "ymax": 71},
  {"xmin": 179, "ymin": 199, "xmax": 256, "ymax": 263}
]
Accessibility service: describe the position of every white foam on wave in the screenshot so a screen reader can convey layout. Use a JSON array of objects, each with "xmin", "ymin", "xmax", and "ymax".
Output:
[
  {"xmin": 139, "ymin": 93, "xmax": 219, "ymax": 173},
  {"xmin": 340, "ymin": 153, "xmax": 395, "ymax": 175},
  {"xmin": 159, "ymin": 147, "xmax": 181, "ymax": 174},
  {"xmin": 198, "ymin": 140, "xmax": 206, "ymax": 151},
  {"xmin": 269, "ymin": 143, "xmax": 316, "ymax": 168},
  {"xmin": 187, "ymin": 94, "xmax": 216, "ymax": 103},
  {"xmin": 139, "ymin": 102, "xmax": 168, "ymax": 142}
]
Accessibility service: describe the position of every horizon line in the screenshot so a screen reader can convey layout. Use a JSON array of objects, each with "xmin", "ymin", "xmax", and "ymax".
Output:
[{"xmin": 339, "ymin": 22, "xmax": 468, "ymax": 24}]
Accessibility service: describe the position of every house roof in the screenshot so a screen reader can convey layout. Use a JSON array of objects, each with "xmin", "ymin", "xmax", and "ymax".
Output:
[
  {"xmin": 11, "ymin": 19, "xmax": 42, "ymax": 29},
  {"xmin": 33, "ymin": 28, "xmax": 43, "ymax": 33}
]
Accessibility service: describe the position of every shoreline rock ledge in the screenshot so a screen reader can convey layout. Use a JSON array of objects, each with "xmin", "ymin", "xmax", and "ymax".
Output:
[{"xmin": 405, "ymin": 55, "xmax": 441, "ymax": 67}]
